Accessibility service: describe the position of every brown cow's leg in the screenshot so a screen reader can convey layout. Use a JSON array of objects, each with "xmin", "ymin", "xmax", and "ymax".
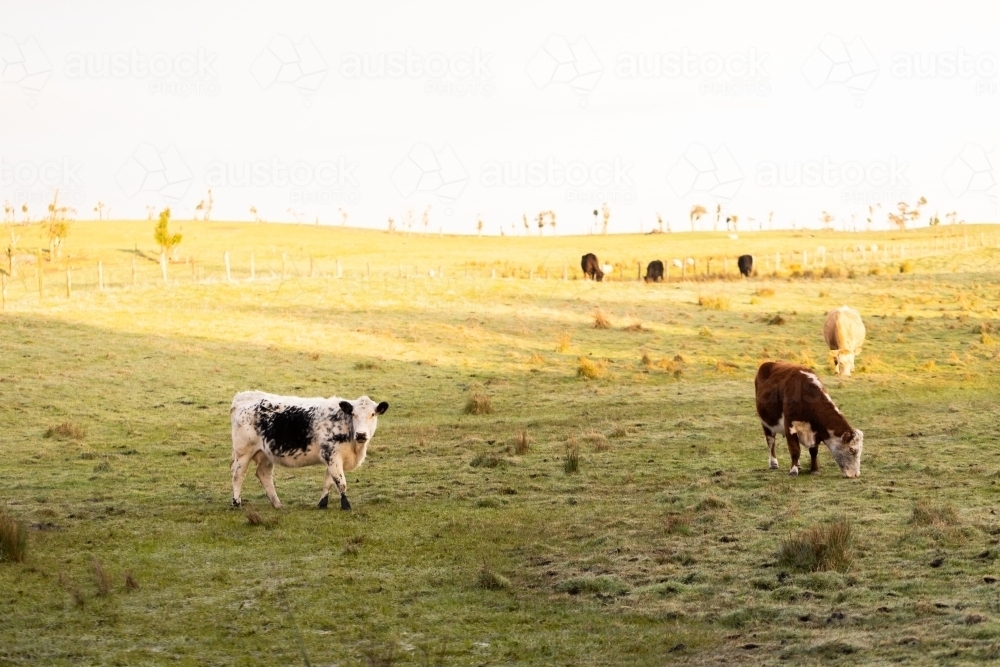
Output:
[
  {"xmin": 809, "ymin": 446, "xmax": 819, "ymax": 473},
  {"xmin": 762, "ymin": 424, "xmax": 779, "ymax": 469},
  {"xmin": 784, "ymin": 427, "xmax": 801, "ymax": 476}
]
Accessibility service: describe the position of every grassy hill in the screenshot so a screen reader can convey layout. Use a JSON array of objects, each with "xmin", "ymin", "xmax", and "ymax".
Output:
[{"xmin": 2, "ymin": 221, "xmax": 1000, "ymax": 665}]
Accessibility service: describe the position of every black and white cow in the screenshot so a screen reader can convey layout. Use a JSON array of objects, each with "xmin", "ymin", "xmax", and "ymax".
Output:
[{"xmin": 230, "ymin": 391, "xmax": 389, "ymax": 510}]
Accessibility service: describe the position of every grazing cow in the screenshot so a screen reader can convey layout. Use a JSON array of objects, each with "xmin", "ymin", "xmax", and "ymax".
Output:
[
  {"xmin": 581, "ymin": 253, "xmax": 603, "ymax": 281},
  {"xmin": 230, "ymin": 391, "xmax": 389, "ymax": 510},
  {"xmin": 824, "ymin": 306, "xmax": 866, "ymax": 376},
  {"xmin": 643, "ymin": 260, "xmax": 664, "ymax": 283},
  {"xmin": 755, "ymin": 361, "xmax": 864, "ymax": 478},
  {"xmin": 737, "ymin": 254, "xmax": 753, "ymax": 277}
]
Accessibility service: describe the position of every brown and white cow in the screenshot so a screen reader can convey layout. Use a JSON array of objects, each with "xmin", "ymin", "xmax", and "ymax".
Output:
[
  {"xmin": 230, "ymin": 391, "xmax": 389, "ymax": 510},
  {"xmin": 824, "ymin": 306, "xmax": 866, "ymax": 376},
  {"xmin": 754, "ymin": 361, "xmax": 864, "ymax": 478}
]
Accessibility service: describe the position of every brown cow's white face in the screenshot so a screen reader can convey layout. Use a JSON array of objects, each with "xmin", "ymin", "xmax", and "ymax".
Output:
[
  {"xmin": 827, "ymin": 429, "xmax": 864, "ymax": 478},
  {"xmin": 338, "ymin": 396, "xmax": 389, "ymax": 444}
]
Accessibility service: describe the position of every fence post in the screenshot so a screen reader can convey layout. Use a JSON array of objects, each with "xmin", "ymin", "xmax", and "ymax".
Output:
[
  {"xmin": 37, "ymin": 251, "xmax": 43, "ymax": 299},
  {"xmin": 491, "ymin": 268, "xmax": 496, "ymax": 279},
  {"xmin": 637, "ymin": 261, "xmax": 642, "ymax": 280},
  {"xmin": 775, "ymin": 253, "xmax": 781, "ymax": 273},
  {"xmin": 250, "ymin": 253, "xmax": 255, "ymax": 281},
  {"xmin": 309, "ymin": 256, "xmax": 314, "ymax": 278},
  {"xmin": 224, "ymin": 251, "xmax": 232, "ymax": 283},
  {"xmin": 131, "ymin": 258, "xmax": 137, "ymax": 287},
  {"xmin": 563, "ymin": 265, "xmax": 568, "ymax": 281},
  {"xmin": 706, "ymin": 257, "xmax": 711, "ymax": 277},
  {"xmin": 160, "ymin": 253, "xmax": 168, "ymax": 285},
  {"xmin": 98, "ymin": 261, "xmax": 104, "ymax": 291},
  {"xmin": 336, "ymin": 259, "xmax": 342, "ymax": 278},
  {"xmin": 681, "ymin": 261, "xmax": 686, "ymax": 280},
  {"xmin": 724, "ymin": 256, "xmax": 728, "ymax": 276},
  {"xmin": 66, "ymin": 267, "xmax": 71, "ymax": 298},
  {"xmin": 1, "ymin": 273, "xmax": 6, "ymax": 310}
]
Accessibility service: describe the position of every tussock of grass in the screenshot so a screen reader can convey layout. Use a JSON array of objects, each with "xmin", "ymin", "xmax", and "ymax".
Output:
[
  {"xmin": 476, "ymin": 563, "xmax": 511, "ymax": 590},
  {"xmin": 92, "ymin": 558, "xmax": 112, "ymax": 597},
  {"xmin": 353, "ymin": 360, "xmax": 382, "ymax": 371},
  {"xmin": 44, "ymin": 421, "xmax": 85, "ymax": 440},
  {"xmin": 125, "ymin": 572, "xmax": 140, "ymax": 592},
  {"xmin": 698, "ymin": 295, "xmax": 730, "ymax": 310},
  {"xmin": 608, "ymin": 423, "xmax": 629, "ymax": 439},
  {"xmin": 464, "ymin": 389, "xmax": 493, "ymax": 415},
  {"xmin": 767, "ymin": 314, "xmax": 785, "ymax": 325},
  {"xmin": 777, "ymin": 519, "xmax": 853, "ymax": 572},
  {"xmin": 59, "ymin": 571, "xmax": 85, "ymax": 607},
  {"xmin": 343, "ymin": 534, "xmax": 365, "ymax": 555},
  {"xmin": 564, "ymin": 442, "xmax": 580, "ymax": 474},
  {"xmin": 640, "ymin": 349, "xmax": 652, "ymax": 366},
  {"xmin": 592, "ymin": 307, "xmax": 611, "ymax": 329},
  {"xmin": 664, "ymin": 513, "xmax": 692, "ymax": 535},
  {"xmin": 577, "ymin": 357, "xmax": 606, "ymax": 380},
  {"xmin": 622, "ymin": 322, "xmax": 645, "ymax": 332},
  {"xmin": 698, "ymin": 326, "xmax": 713, "ymax": 338},
  {"xmin": 470, "ymin": 453, "xmax": 508, "ymax": 469},
  {"xmin": 911, "ymin": 501, "xmax": 960, "ymax": 527},
  {"xmin": 696, "ymin": 495, "xmax": 728, "ymax": 512},
  {"xmin": 556, "ymin": 575, "xmax": 628, "ymax": 596},
  {"xmin": 900, "ymin": 260, "xmax": 915, "ymax": 274},
  {"xmin": 656, "ymin": 357, "xmax": 676, "ymax": 372},
  {"xmin": 754, "ymin": 288, "xmax": 775, "ymax": 297},
  {"xmin": 512, "ymin": 428, "xmax": 531, "ymax": 455},
  {"xmin": 245, "ymin": 509, "xmax": 279, "ymax": 529},
  {"xmin": 0, "ymin": 508, "xmax": 28, "ymax": 563},
  {"xmin": 580, "ymin": 431, "xmax": 608, "ymax": 452},
  {"xmin": 555, "ymin": 332, "xmax": 572, "ymax": 353}
]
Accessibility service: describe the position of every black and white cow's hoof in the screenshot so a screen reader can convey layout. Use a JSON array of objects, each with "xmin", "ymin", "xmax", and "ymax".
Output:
[
  {"xmin": 340, "ymin": 495, "xmax": 352, "ymax": 511},
  {"xmin": 318, "ymin": 495, "xmax": 329, "ymax": 510},
  {"xmin": 231, "ymin": 498, "xmax": 241, "ymax": 509}
]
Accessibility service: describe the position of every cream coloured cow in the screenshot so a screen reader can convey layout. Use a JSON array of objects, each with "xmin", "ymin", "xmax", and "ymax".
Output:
[{"xmin": 824, "ymin": 306, "xmax": 866, "ymax": 376}]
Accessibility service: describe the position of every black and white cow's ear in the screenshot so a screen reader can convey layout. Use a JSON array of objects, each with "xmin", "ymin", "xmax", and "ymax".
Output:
[
  {"xmin": 376, "ymin": 401, "xmax": 389, "ymax": 415},
  {"xmin": 339, "ymin": 400, "xmax": 354, "ymax": 415}
]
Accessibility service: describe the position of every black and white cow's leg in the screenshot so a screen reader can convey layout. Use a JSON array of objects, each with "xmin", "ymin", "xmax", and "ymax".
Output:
[
  {"xmin": 253, "ymin": 452, "xmax": 282, "ymax": 509},
  {"xmin": 231, "ymin": 450, "xmax": 256, "ymax": 508},
  {"xmin": 762, "ymin": 424, "xmax": 779, "ymax": 470},
  {"xmin": 319, "ymin": 459, "xmax": 350, "ymax": 510},
  {"xmin": 784, "ymin": 428, "xmax": 802, "ymax": 476}
]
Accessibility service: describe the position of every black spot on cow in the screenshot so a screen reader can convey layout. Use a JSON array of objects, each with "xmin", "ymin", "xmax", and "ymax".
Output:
[
  {"xmin": 255, "ymin": 402, "xmax": 316, "ymax": 456},
  {"xmin": 644, "ymin": 260, "xmax": 664, "ymax": 283},
  {"xmin": 581, "ymin": 253, "xmax": 603, "ymax": 281},
  {"xmin": 738, "ymin": 254, "xmax": 753, "ymax": 277}
]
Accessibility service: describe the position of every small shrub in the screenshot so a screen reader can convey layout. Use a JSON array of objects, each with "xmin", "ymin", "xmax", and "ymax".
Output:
[
  {"xmin": 698, "ymin": 295, "xmax": 730, "ymax": 310},
  {"xmin": 556, "ymin": 576, "xmax": 628, "ymax": 596},
  {"xmin": 899, "ymin": 260, "xmax": 914, "ymax": 274},
  {"xmin": 512, "ymin": 428, "xmax": 531, "ymax": 455},
  {"xmin": 777, "ymin": 519, "xmax": 853, "ymax": 572},
  {"xmin": 92, "ymin": 558, "xmax": 112, "ymax": 597},
  {"xmin": 464, "ymin": 389, "xmax": 493, "ymax": 415},
  {"xmin": 44, "ymin": 421, "xmax": 85, "ymax": 440},
  {"xmin": 922, "ymin": 359, "xmax": 937, "ymax": 371},
  {"xmin": 470, "ymin": 453, "xmax": 508, "ymax": 469},
  {"xmin": 592, "ymin": 307, "xmax": 611, "ymax": 329},
  {"xmin": 768, "ymin": 314, "xmax": 785, "ymax": 326},
  {"xmin": 564, "ymin": 442, "xmax": 580, "ymax": 474},
  {"xmin": 476, "ymin": 563, "xmax": 511, "ymax": 590},
  {"xmin": 245, "ymin": 509, "xmax": 278, "ymax": 529},
  {"xmin": 0, "ymin": 508, "xmax": 28, "ymax": 563},
  {"xmin": 580, "ymin": 431, "xmax": 608, "ymax": 452},
  {"xmin": 640, "ymin": 349, "xmax": 652, "ymax": 366},
  {"xmin": 577, "ymin": 357, "xmax": 606, "ymax": 379},
  {"xmin": 608, "ymin": 423, "xmax": 629, "ymax": 439},
  {"xmin": 556, "ymin": 333, "xmax": 572, "ymax": 353},
  {"xmin": 59, "ymin": 572, "xmax": 85, "ymax": 607},
  {"xmin": 754, "ymin": 288, "xmax": 775, "ymax": 297},
  {"xmin": 911, "ymin": 501, "xmax": 960, "ymax": 527},
  {"xmin": 125, "ymin": 572, "xmax": 140, "ymax": 591},
  {"xmin": 656, "ymin": 357, "xmax": 676, "ymax": 372}
]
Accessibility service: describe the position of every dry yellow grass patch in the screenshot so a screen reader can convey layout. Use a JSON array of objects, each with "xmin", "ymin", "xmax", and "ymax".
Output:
[
  {"xmin": 592, "ymin": 307, "xmax": 611, "ymax": 329},
  {"xmin": 577, "ymin": 357, "xmax": 606, "ymax": 379}
]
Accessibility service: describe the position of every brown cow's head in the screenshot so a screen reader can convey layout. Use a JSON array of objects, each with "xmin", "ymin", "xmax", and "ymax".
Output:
[{"xmin": 828, "ymin": 428, "xmax": 864, "ymax": 478}]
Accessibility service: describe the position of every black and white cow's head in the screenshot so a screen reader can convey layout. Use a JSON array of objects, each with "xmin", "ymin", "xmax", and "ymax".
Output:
[{"xmin": 338, "ymin": 396, "xmax": 389, "ymax": 444}]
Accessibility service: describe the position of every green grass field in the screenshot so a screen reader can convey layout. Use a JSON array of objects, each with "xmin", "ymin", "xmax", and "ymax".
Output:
[{"xmin": 3, "ymin": 221, "xmax": 1000, "ymax": 665}]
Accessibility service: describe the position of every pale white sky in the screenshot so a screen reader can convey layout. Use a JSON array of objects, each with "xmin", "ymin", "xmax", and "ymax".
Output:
[{"xmin": 1, "ymin": 0, "xmax": 998, "ymax": 234}]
